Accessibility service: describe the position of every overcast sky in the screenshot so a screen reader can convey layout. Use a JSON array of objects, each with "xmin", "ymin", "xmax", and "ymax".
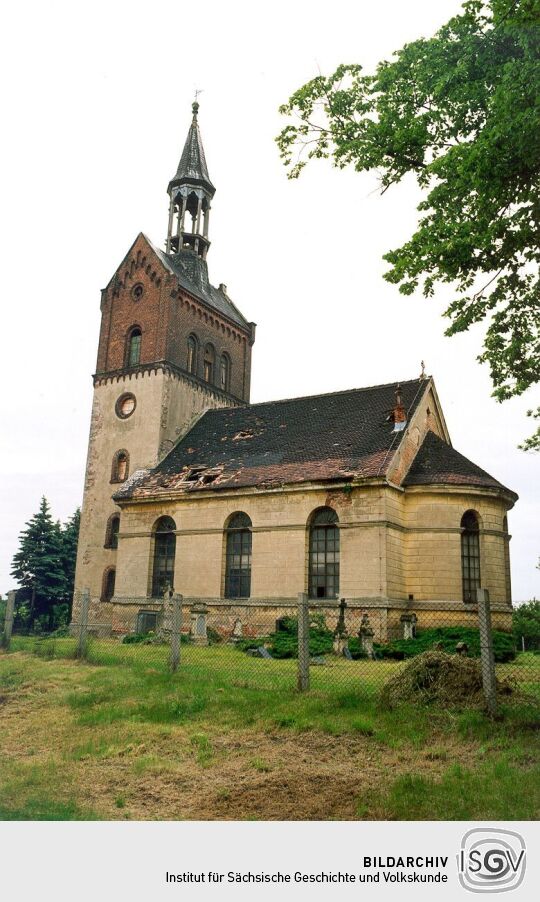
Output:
[{"xmin": 1, "ymin": 0, "xmax": 538, "ymax": 600}]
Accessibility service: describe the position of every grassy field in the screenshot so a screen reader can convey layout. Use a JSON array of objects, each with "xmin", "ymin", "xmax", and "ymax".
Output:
[{"xmin": 0, "ymin": 640, "xmax": 539, "ymax": 821}]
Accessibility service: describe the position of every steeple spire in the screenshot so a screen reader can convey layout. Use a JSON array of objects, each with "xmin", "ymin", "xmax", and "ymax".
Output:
[{"xmin": 166, "ymin": 102, "xmax": 215, "ymax": 259}]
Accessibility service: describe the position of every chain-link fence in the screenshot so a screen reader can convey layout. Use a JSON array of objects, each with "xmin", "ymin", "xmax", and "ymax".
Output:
[{"xmin": 1, "ymin": 589, "xmax": 539, "ymax": 716}]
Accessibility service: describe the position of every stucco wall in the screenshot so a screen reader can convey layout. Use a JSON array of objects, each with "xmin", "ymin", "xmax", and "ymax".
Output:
[{"xmin": 82, "ymin": 480, "xmax": 515, "ymax": 636}]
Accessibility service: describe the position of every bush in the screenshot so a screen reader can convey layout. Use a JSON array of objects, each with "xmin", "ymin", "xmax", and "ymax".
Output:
[
  {"xmin": 376, "ymin": 627, "xmax": 516, "ymax": 663},
  {"xmin": 238, "ymin": 614, "xmax": 335, "ymax": 659},
  {"xmin": 122, "ymin": 631, "xmax": 166, "ymax": 646},
  {"xmin": 207, "ymin": 627, "xmax": 224, "ymax": 645}
]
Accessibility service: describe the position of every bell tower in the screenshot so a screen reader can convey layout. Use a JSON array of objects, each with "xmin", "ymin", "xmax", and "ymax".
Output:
[
  {"xmin": 71, "ymin": 103, "xmax": 255, "ymax": 635},
  {"xmin": 166, "ymin": 101, "xmax": 214, "ymax": 259}
]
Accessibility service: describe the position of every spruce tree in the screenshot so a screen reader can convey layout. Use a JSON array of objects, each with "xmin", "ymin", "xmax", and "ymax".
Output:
[
  {"xmin": 11, "ymin": 497, "xmax": 67, "ymax": 630},
  {"xmin": 60, "ymin": 507, "xmax": 81, "ymax": 618}
]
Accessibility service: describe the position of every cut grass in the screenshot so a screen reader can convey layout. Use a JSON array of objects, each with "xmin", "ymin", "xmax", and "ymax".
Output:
[{"xmin": 0, "ymin": 645, "xmax": 538, "ymax": 821}]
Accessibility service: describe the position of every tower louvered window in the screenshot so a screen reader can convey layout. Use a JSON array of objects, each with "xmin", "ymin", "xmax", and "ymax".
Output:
[{"xmin": 127, "ymin": 328, "xmax": 141, "ymax": 367}]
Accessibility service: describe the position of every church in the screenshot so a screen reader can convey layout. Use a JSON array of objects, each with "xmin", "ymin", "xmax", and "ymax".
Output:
[{"xmin": 71, "ymin": 103, "xmax": 517, "ymax": 641}]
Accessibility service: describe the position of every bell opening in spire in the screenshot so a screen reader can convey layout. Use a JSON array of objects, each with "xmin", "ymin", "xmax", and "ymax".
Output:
[{"xmin": 166, "ymin": 103, "xmax": 215, "ymax": 259}]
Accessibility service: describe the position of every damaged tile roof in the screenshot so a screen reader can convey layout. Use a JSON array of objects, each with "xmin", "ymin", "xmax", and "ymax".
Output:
[
  {"xmin": 115, "ymin": 378, "xmax": 429, "ymax": 501},
  {"xmin": 403, "ymin": 431, "xmax": 517, "ymax": 499}
]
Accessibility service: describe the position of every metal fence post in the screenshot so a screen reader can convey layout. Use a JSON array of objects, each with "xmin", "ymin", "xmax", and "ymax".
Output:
[
  {"xmin": 1, "ymin": 590, "xmax": 16, "ymax": 650},
  {"xmin": 297, "ymin": 592, "xmax": 310, "ymax": 691},
  {"xmin": 77, "ymin": 589, "xmax": 90, "ymax": 659},
  {"xmin": 477, "ymin": 587, "xmax": 497, "ymax": 716},
  {"xmin": 170, "ymin": 593, "xmax": 183, "ymax": 673}
]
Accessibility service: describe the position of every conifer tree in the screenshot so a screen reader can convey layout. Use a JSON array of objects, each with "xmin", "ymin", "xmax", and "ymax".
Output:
[
  {"xmin": 11, "ymin": 497, "xmax": 67, "ymax": 629},
  {"xmin": 60, "ymin": 507, "xmax": 80, "ymax": 617}
]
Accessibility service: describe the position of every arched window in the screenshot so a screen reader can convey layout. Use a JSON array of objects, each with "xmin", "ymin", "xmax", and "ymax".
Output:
[
  {"xmin": 187, "ymin": 334, "xmax": 198, "ymax": 375},
  {"xmin": 219, "ymin": 353, "xmax": 231, "ymax": 392},
  {"xmin": 111, "ymin": 450, "xmax": 129, "ymax": 483},
  {"xmin": 225, "ymin": 513, "xmax": 252, "ymax": 598},
  {"xmin": 101, "ymin": 567, "xmax": 116, "ymax": 602},
  {"xmin": 461, "ymin": 510, "xmax": 481, "ymax": 602},
  {"xmin": 126, "ymin": 327, "xmax": 142, "ymax": 367},
  {"xmin": 203, "ymin": 343, "xmax": 215, "ymax": 383},
  {"xmin": 104, "ymin": 514, "xmax": 120, "ymax": 549},
  {"xmin": 308, "ymin": 508, "xmax": 339, "ymax": 599},
  {"xmin": 151, "ymin": 516, "xmax": 176, "ymax": 597}
]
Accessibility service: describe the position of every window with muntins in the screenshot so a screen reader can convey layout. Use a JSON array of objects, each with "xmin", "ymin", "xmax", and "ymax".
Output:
[
  {"xmin": 308, "ymin": 508, "xmax": 339, "ymax": 599},
  {"xmin": 151, "ymin": 516, "xmax": 176, "ymax": 597},
  {"xmin": 225, "ymin": 513, "xmax": 252, "ymax": 598},
  {"xmin": 461, "ymin": 510, "xmax": 481, "ymax": 602}
]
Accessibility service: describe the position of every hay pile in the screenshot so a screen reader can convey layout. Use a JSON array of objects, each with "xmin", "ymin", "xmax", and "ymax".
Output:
[{"xmin": 380, "ymin": 650, "xmax": 512, "ymax": 709}]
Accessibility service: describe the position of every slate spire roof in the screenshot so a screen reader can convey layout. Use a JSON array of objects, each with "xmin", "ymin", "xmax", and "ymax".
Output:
[
  {"xmin": 403, "ymin": 431, "xmax": 517, "ymax": 499},
  {"xmin": 168, "ymin": 101, "xmax": 215, "ymax": 195}
]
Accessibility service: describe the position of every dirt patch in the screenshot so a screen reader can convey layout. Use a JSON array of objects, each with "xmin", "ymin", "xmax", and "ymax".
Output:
[
  {"xmin": 380, "ymin": 650, "xmax": 513, "ymax": 709},
  {"xmin": 72, "ymin": 728, "xmax": 481, "ymax": 821}
]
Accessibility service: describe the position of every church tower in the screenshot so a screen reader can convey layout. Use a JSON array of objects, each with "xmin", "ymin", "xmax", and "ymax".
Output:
[{"xmin": 72, "ymin": 103, "xmax": 255, "ymax": 633}]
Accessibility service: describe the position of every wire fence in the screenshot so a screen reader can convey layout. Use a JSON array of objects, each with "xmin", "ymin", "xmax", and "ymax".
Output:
[{"xmin": 1, "ymin": 589, "xmax": 539, "ymax": 715}]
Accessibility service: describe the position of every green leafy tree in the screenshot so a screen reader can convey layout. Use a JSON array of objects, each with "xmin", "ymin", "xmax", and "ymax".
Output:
[
  {"xmin": 10, "ymin": 497, "xmax": 67, "ymax": 631},
  {"xmin": 277, "ymin": 0, "xmax": 540, "ymax": 446},
  {"xmin": 513, "ymin": 599, "xmax": 540, "ymax": 648}
]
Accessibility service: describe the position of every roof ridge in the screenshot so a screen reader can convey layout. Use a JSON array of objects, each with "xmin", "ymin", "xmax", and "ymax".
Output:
[{"xmin": 200, "ymin": 377, "xmax": 427, "ymax": 414}]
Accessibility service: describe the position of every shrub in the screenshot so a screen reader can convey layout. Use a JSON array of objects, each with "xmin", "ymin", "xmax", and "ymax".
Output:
[
  {"xmin": 122, "ymin": 631, "xmax": 166, "ymax": 646},
  {"xmin": 238, "ymin": 614, "xmax": 334, "ymax": 659},
  {"xmin": 376, "ymin": 627, "xmax": 516, "ymax": 663}
]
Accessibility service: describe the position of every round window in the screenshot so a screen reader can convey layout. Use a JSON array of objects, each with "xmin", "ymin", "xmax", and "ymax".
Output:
[
  {"xmin": 131, "ymin": 283, "xmax": 144, "ymax": 301},
  {"xmin": 116, "ymin": 393, "xmax": 136, "ymax": 419}
]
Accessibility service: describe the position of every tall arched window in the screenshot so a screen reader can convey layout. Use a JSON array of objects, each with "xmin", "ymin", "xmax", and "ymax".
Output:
[
  {"xmin": 126, "ymin": 327, "xmax": 142, "ymax": 367},
  {"xmin": 461, "ymin": 510, "xmax": 481, "ymax": 602},
  {"xmin": 225, "ymin": 513, "xmax": 252, "ymax": 598},
  {"xmin": 187, "ymin": 334, "xmax": 198, "ymax": 375},
  {"xmin": 101, "ymin": 567, "xmax": 116, "ymax": 602},
  {"xmin": 308, "ymin": 507, "xmax": 339, "ymax": 598},
  {"xmin": 151, "ymin": 516, "xmax": 176, "ymax": 597},
  {"xmin": 203, "ymin": 343, "xmax": 215, "ymax": 383},
  {"xmin": 219, "ymin": 353, "xmax": 230, "ymax": 392},
  {"xmin": 104, "ymin": 514, "xmax": 120, "ymax": 549},
  {"xmin": 111, "ymin": 450, "xmax": 129, "ymax": 483}
]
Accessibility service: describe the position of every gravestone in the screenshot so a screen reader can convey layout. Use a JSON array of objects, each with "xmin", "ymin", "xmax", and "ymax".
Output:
[
  {"xmin": 190, "ymin": 602, "xmax": 209, "ymax": 646},
  {"xmin": 400, "ymin": 612, "xmax": 417, "ymax": 640},
  {"xmin": 358, "ymin": 613, "xmax": 375, "ymax": 659},
  {"xmin": 333, "ymin": 597, "xmax": 349, "ymax": 656},
  {"xmin": 231, "ymin": 618, "xmax": 243, "ymax": 642}
]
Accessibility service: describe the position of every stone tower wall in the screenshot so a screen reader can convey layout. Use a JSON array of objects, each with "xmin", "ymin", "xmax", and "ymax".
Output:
[{"xmin": 72, "ymin": 367, "xmax": 236, "ymax": 630}]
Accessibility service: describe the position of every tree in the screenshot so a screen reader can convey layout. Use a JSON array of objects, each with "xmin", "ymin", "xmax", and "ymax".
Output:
[
  {"xmin": 277, "ymin": 0, "xmax": 540, "ymax": 446},
  {"xmin": 513, "ymin": 598, "xmax": 540, "ymax": 649},
  {"xmin": 11, "ymin": 497, "xmax": 67, "ymax": 631}
]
